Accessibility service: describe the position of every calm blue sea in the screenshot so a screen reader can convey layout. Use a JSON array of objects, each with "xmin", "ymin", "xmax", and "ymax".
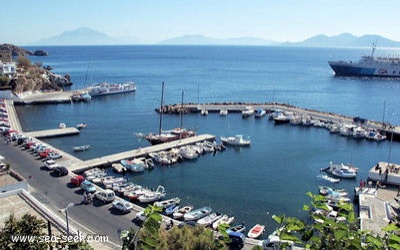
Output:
[{"xmin": 17, "ymin": 45, "xmax": 400, "ymax": 237}]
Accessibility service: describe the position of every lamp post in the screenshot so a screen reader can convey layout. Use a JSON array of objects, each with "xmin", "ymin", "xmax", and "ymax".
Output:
[{"xmin": 63, "ymin": 202, "xmax": 74, "ymax": 237}]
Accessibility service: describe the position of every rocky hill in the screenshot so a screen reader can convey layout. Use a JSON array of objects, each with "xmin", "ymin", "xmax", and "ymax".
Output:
[{"xmin": 1, "ymin": 44, "xmax": 71, "ymax": 93}]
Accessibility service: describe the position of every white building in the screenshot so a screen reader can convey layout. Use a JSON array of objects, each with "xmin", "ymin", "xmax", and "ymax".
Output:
[{"xmin": 0, "ymin": 61, "xmax": 16, "ymax": 78}]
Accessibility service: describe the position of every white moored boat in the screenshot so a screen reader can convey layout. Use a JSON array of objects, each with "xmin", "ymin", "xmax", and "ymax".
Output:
[
  {"xmin": 138, "ymin": 185, "xmax": 166, "ymax": 203},
  {"xmin": 154, "ymin": 197, "xmax": 181, "ymax": 210},
  {"xmin": 241, "ymin": 106, "xmax": 255, "ymax": 118},
  {"xmin": 197, "ymin": 213, "xmax": 222, "ymax": 226},
  {"xmin": 212, "ymin": 214, "xmax": 235, "ymax": 230},
  {"xmin": 173, "ymin": 205, "xmax": 194, "ymax": 219},
  {"xmin": 183, "ymin": 206, "xmax": 212, "ymax": 221},
  {"xmin": 247, "ymin": 224, "xmax": 265, "ymax": 239},
  {"xmin": 220, "ymin": 135, "xmax": 251, "ymax": 146}
]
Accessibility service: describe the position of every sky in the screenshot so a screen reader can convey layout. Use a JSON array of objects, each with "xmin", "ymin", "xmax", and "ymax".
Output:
[{"xmin": 3, "ymin": 0, "xmax": 400, "ymax": 45}]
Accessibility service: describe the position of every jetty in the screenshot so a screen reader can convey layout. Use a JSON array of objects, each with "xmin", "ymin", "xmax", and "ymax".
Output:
[
  {"xmin": 68, "ymin": 134, "xmax": 215, "ymax": 173},
  {"xmin": 160, "ymin": 102, "xmax": 400, "ymax": 141},
  {"xmin": 24, "ymin": 127, "xmax": 80, "ymax": 139}
]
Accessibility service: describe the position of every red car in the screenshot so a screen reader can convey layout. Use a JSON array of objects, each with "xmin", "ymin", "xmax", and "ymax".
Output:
[{"xmin": 70, "ymin": 175, "xmax": 85, "ymax": 186}]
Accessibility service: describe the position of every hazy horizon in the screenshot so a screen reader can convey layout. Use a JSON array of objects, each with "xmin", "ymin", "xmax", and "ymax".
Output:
[{"xmin": 3, "ymin": 0, "xmax": 400, "ymax": 46}]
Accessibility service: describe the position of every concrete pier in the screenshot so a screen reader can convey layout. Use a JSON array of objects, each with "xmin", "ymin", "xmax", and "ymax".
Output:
[
  {"xmin": 24, "ymin": 127, "xmax": 80, "ymax": 139},
  {"xmin": 68, "ymin": 134, "xmax": 215, "ymax": 173},
  {"xmin": 161, "ymin": 102, "xmax": 400, "ymax": 141}
]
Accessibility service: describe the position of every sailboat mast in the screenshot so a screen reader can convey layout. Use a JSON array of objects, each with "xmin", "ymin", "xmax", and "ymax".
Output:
[
  {"xmin": 158, "ymin": 82, "xmax": 165, "ymax": 136},
  {"xmin": 180, "ymin": 91, "xmax": 184, "ymax": 129}
]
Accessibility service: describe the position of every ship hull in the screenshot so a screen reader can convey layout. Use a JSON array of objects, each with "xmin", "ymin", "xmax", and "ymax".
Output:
[{"xmin": 329, "ymin": 61, "xmax": 400, "ymax": 77}]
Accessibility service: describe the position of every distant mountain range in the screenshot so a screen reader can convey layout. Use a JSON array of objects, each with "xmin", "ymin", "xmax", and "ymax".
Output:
[
  {"xmin": 32, "ymin": 27, "xmax": 116, "ymax": 46},
  {"xmin": 31, "ymin": 27, "xmax": 400, "ymax": 47}
]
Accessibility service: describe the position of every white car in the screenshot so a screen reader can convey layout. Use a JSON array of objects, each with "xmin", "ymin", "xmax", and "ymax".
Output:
[
  {"xmin": 112, "ymin": 200, "xmax": 133, "ymax": 213},
  {"xmin": 45, "ymin": 159, "xmax": 59, "ymax": 171},
  {"xmin": 134, "ymin": 210, "xmax": 147, "ymax": 222},
  {"xmin": 95, "ymin": 190, "xmax": 115, "ymax": 203},
  {"xmin": 47, "ymin": 151, "xmax": 62, "ymax": 160}
]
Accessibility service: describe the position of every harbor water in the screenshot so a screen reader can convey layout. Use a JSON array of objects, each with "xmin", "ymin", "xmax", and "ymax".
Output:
[{"xmin": 16, "ymin": 45, "xmax": 400, "ymax": 237}]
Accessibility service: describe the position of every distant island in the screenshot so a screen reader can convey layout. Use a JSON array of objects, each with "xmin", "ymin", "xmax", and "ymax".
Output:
[{"xmin": 27, "ymin": 27, "xmax": 400, "ymax": 48}]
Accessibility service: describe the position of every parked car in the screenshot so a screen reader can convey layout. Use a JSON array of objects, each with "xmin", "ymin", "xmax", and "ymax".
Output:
[
  {"xmin": 95, "ymin": 189, "xmax": 115, "ymax": 203},
  {"xmin": 228, "ymin": 231, "xmax": 246, "ymax": 249},
  {"xmin": 112, "ymin": 200, "xmax": 133, "ymax": 213},
  {"xmin": 44, "ymin": 159, "xmax": 59, "ymax": 171},
  {"xmin": 53, "ymin": 166, "xmax": 68, "ymax": 177},
  {"xmin": 47, "ymin": 151, "xmax": 62, "ymax": 160},
  {"xmin": 80, "ymin": 180, "xmax": 96, "ymax": 193},
  {"xmin": 70, "ymin": 175, "xmax": 85, "ymax": 186},
  {"xmin": 134, "ymin": 210, "xmax": 146, "ymax": 221}
]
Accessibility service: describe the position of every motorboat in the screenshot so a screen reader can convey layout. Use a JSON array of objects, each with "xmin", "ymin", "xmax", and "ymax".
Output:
[
  {"xmin": 322, "ymin": 161, "xmax": 358, "ymax": 174},
  {"xmin": 125, "ymin": 186, "xmax": 149, "ymax": 200},
  {"xmin": 154, "ymin": 197, "xmax": 181, "ymax": 210},
  {"xmin": 317, "ymin": 174, "xmax": 340, "ymax": 183},
  {"xmin": 212, "ymin": 214, "xmax": 235, "ymax": 230},
  {"xmin": 179, "ymin": 146, "xmax": 199, "ymax": 160},
  {"xmin": 366, "ymin": 130, "xmax": 387, "ymax": 142},
  {"xmin": 120, "ymin": 159, "xmax": 145, "ymax": 173},
  {"xmin": 200, "ymin": 108, "xmax": 208, "ymax": 116},
  {"xmin": 226, "ymin": 223, "xmax": 246, "ymax": 234},
  {"xmin": 183, "ymin": 206, "xmax": 212, "ymax": 221},
  {"xmin": 271, "ymin": 110, "xmax": 290, "ymax": 124},
  {"xmin": 76, "ymin": 123, "xmax": 87, "ymax": 129},
  {"xmin": 165, "ymin": 205, "xmax": 180, "ymax": 216},
  {"xmin": 254, "ymin": 108, "xmax": 266, "ymax": 118},
  {"xmin": 173, "ymin": 205, "xmax": 194, "ymax": 219},
  {"xmin": 197, "ymin": 212, "xmax": 222, "ymax": 226},
  {"xmin": 59, "ymin": 122, "xmax": 66, "ymax": 129},
  {"xmin": 219, "ymin": 109, "xmax": 228, "ymax": 116},
  {"xmin": 86, "ymin": 171, "xmax": 107, "ymax": 181},
  {"xmin": 352, "ymin": 126, "xmax": 367, "ymax": 139},
  {"xmin": 241, "ymin": 106, "xmax": 255, "ymax": 118},
  {"xmin": 97, "ymin": 176, "xmax": 126, "ymax": 187},
  {"xmin": 138, "ymin": 185, "xmax": 166, "ymax": 203},
  {"xmin": 332, "ymin": 169, "xmax": 357, "ymax": 179},
  {"xmin": 319, "ymin": 186, "xmax": 348, "ymax": 197},
  {"xmin": 220, "ymin": 135, "xmax": 250, "ymax": 146},
  {"xmin": 73, "ymin": 144, "xmax": 90, "ymax": 152},
  {"xmin": 247, "ymin": 224, "xmax": 265, "ymax": 239}
]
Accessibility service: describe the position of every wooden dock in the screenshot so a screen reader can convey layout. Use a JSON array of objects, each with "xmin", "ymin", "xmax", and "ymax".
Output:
[
  {"xmin": 69, "ymin": 134, "xmax": 216, "ymax": 173},
  {"xmin": 24, "ymin": 127, "xmax": 80, "ymax": 139}
]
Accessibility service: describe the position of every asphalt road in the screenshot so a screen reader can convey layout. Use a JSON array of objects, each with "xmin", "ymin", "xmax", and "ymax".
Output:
[{"xmin": 0, "ymin": 138, "xmax": 139, "ymax": 249}]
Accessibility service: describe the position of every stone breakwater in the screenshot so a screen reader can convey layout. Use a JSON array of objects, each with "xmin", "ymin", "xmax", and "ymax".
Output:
[{"xmin": 158, "ymin": 102, "xmax": 400, "ymax": 141}]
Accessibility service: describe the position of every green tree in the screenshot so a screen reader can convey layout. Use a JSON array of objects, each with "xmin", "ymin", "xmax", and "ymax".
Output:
[
  {"xmin": 136, "ymin": 205, "xmax": 226, "ymax": 250},
  {"xmin": 0, "ymin": 213, "xmax": 93, "ymax": 250},
  {"xmin": 271, "ymin": 192, "xmax": 388, "ymax": 249}
]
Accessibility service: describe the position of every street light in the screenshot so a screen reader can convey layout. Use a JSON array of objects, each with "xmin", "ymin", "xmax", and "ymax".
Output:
[{"xmin": 62, "ymin": 202, "xmax": 74, "ymax": 237}]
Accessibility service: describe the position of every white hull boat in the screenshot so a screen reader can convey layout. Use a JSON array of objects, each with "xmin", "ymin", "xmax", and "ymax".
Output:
[
  {"xmin": 212, "ymin": 214, "xmax": 235, "ymax": 230},
  {"xmin": 197, "ymin": 212, "xmax": 222, "ymax": 226},
  {"xmin": 220, "ymin": 135, "xmax": 251, "ymax": 146},
  {"xmin": 184, "ymin": 206, "xmax": 212, "ymax": 221},
  {"xmin": 173, "ymin": 205, "xmax": 194, "ymax": 219}
]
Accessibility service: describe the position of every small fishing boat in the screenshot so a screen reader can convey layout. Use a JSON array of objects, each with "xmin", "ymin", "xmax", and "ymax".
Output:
[
  {"xmin": 332, "ymin": 169, "xmax": 357, "ymax": 179},
  {"xmin": 319, "ymin": 186, "xmax": 348, "ymax": 196},
  {"xmin": 183, "ymin": 206, "xmax": 212, "ymax": 221},
  {"xmin": 154, "ymin": 197, "xmax": 181, "ymax": 210},
  {"xmin": 219, "ymin": 109, "xmax": 228, "ymax": 116},
  {"xmin": 317, "ymin": 174, "xmax": 340, "ymax": 183},
  {"xmin": 173, "ymin": 205, "xmax": 194, "ymax": 219},
  {"xmin": 212, "ymin": 214, "xmax": 235, "ymax": 230},
  {"xmin": 241, "ymin": 106, "xmax": 255, "ymax": 118},
  {"xmin": 226, "ymin": 223, "xmax": 246, "ymax": 234},
  {"xmin": 73, "ymin": 144, "xmax": 90, "ymax": 152},
  {"xmin": 165, "ymin": 205, "xmax": 180, "ymax": 216},
  {"xmin": 220, "ymin": 135, "xmax": 251, "ymax": 146},
  {"xmin": 254, "ymin": 108, "xmax": 266, "ymax": 118},
  {"xmin": 137, "ymin": 185, "xmax": 166, "ymax": 203},
  {"xmin": 247, "ymin": 224, "xmax": 265, "ymax": 239},
  {"xmin": 197, "ymin": 212, "xmax": 222, "ymax": 226},
  {"xmin": 76, "ymin": 123, "xmax": 87, "ymax": 129}
]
